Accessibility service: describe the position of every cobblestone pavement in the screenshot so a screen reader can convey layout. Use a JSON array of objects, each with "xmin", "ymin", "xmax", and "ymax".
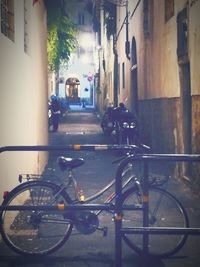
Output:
[{"xmin": 0, "ymin": 110, "xmax": 200, "ymax": 267}]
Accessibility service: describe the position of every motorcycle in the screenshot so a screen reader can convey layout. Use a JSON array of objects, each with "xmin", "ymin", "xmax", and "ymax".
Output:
[
  {"xmin": 100, "ymin": 107, "xmax": 115, "ymax": 136},
  {"xmin": 115, "ymin": 110, "xmax": 139, "ymax": 145},
  {"xmin": 48, "ymin": 101, "xmax": 52, "ymax": 127},
  {"xmin": 48, "ymin": 97, "xmax": 61, "ymax": 132}
]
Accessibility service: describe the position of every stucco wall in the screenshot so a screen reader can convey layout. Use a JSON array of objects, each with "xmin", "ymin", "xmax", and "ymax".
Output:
[
  {"xmin": 0, "ymin": 0, "xmax": 48, "ymax": 201},
  {"xmin": 115, "ymin": 0, "xmax": 200, "ymax": 185},
  {"xmin": 117, "ymin": 0, "xmax": 200, "ymax": 100},
  {"xmin": 189, "ymin": 0, "xmax": 200, "ymax": 96},
  {"xmin": 143, "ymin": 0, "xmax": 200, "ymax": 154},
  {"xmin": 139, "ymin": 97, "xmax": 180, "ymax": 153},
  {"xmin": 117, "ymin": 0, "xmax": 145, "ymax": 108}
]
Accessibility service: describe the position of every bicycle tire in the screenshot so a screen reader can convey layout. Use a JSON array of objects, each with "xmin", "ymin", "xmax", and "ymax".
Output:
[
  {"xmin": 0, "ymin": 180, "xmax": 73, "ymax": 256},
  {"xmin": 121, "ymin": 186, "xmax": 189, "ymax": 257}
]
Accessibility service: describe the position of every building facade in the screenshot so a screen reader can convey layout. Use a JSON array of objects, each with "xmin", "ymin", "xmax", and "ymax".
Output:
[
  {"xmin": 0, "ymin": 0, "xmax": 48, "ymax": 201},
  {"xmin": 97, "ymin": 0, "xmax": 200, "ymax": 185}
]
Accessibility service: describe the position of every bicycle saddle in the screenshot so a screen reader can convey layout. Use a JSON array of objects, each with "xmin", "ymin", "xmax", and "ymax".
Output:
[{"xmin": 57, "ymin": 156, "xmax": 85, "ymax": 171}]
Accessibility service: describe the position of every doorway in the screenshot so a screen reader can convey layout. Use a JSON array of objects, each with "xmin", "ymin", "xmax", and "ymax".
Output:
[{"xmin": 65, "ymin": 77, "xmax": 80, "ymax": 104}]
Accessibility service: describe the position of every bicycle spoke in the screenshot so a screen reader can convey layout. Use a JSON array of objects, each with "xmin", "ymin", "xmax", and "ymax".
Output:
[
  {"xmin": 1, "ymin": 181, "xmax": 73, "ymax": 255},
  {"xmin": 122, "ymin": 186, "xmax": 189, "ymax": 257}
]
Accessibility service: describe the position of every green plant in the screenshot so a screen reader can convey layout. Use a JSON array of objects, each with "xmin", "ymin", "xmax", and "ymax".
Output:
[
  {"xmin": 45, "ymin": 0, "xmax": 77, "ymax": 71},
  {"xmin": 104, "ymin": 1, "xmax": 116, "ymax": 38}
]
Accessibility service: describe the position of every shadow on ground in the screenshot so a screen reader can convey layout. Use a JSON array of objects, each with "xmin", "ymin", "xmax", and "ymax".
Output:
[{"xmin": 0, "ymin": 251, "xmax": 174, "ymax": 267}]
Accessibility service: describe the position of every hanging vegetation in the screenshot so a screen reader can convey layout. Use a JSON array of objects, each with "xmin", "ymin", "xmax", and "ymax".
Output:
[
  {"xmin": 45, "ymin": 0, "xmax": 77, "ymax": 71},
  {"xmin": 104, "ymin": 1, "xmax": 116, "ymax": 38}
]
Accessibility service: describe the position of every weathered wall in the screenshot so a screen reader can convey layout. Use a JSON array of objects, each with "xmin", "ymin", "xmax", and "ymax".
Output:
[
  {"xmin": 142, "ymin": 0, "xmax": 200, "ymax": 185},
  {"xmin": 115, "ymin": 0, "xmax": 200, "ymax": 185},
  {"xmin": 139, "ymin": 98, "xmax": 180, "ymax": 153}
]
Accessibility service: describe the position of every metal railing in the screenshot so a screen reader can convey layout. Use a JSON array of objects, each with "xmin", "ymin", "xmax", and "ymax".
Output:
[
  {"xmin": 0, "ymin": 145, "xmax": 200, "ymax": 267},
  {"xmin": 115, "ymin": 153, "xmax": 200, "ymax": 267}
]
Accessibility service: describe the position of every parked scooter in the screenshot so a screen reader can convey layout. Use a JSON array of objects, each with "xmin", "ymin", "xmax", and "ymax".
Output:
[
  {"xmin": 100, "ymin": 106, "xmax": 115, "ymax": 136},
  {"xmin": 115, "ymin": 110, "xmax": 139, "ymax": 145},
  {"xmin": 111, "ymin": 103, "xmax": 139, "ymax": 145},
  {"xmin": 49, "ymin": 95, "xmax": 61, "ymax": 132},
  {"xmin": 48, "ymin": 100, "xmax": 52, "ymax": 128}
]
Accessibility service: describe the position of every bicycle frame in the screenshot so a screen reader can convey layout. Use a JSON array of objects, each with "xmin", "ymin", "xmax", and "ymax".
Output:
[{"xmin": 56, "ymin": 162, "xmax": 136, "ymax": 211}]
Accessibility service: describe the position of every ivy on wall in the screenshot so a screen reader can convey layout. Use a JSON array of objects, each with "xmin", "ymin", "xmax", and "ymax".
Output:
[{"xmin": 45, "ymin": 0, "xmax": 77, "ymax": 71}]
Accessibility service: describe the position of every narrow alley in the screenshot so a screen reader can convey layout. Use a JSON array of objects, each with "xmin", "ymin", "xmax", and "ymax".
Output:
[{"xmin": 1, "ymin": 1, "xmax": 200, "ymax": 266}]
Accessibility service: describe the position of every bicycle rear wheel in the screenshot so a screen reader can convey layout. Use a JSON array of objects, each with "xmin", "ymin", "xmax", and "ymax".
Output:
[
  {"xmin": 121, "ymin": 186, "xmax": 189, "ymax": 257},
  {"xmin": 0, "ymin": 181, "xmax": 73, "ymax": 256}
]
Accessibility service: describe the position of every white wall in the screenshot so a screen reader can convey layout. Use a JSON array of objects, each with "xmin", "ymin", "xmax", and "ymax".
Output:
[{"xmin": 0, "ymin": 0, "xmax": 48, "ymax": 201}]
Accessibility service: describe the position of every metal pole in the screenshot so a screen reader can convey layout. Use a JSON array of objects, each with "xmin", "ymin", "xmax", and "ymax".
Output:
[
  {"xmin": 114, "ymin": 161, "xmax": 123, "ymax": 267},
  {"xmin": 142, "ymin": 160, "xmax": 149, "ymax": 255},
  {"xmin": 114, "ymin": 156, "xmax": 132, "ymax": 267}
]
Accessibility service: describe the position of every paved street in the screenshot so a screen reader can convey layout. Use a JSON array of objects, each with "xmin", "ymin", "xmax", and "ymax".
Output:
[{"xmin": 0, "ymin": 110, "xmax": 200, "ymax": 267}]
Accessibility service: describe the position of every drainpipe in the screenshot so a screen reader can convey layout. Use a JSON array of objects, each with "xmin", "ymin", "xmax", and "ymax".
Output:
[
  {"xmin": 125, "ymin": 0, "xmax": 130, "ymax": 60},
  {"xmin": 113, "ymin": 34, "xmax": 118, "ymax": 106}
]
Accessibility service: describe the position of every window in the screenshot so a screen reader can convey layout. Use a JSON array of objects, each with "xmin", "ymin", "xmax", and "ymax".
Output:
[
  {"xmin": 143, "ymin": 0, "xmax": 150, "ymax": 37},
  {"xmin": 165, "ymin": 0, "xmax": 174, "ymax": 22},
  {"xmin": 177, "ymin": 8, "xmax": 188, "ymax": 58},
  {"xmin": 1, "ymin": 0, "xmax": 14, "ymax": 41},
  {"xmin": 78, "ymin": 12, "xmax": 84, "ymax": 25}
]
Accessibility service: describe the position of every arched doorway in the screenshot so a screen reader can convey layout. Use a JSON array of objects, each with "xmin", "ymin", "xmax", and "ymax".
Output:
[
  {"xmin": 130, "ymin": 37, "xmax": 138, "ymax": 113},
  {"xmin": 65, "ymin": 77, "xmax": 80, "ymax": 104}
]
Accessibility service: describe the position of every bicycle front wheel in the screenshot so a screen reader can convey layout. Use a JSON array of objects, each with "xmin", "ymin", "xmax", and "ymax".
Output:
[
  {"xmin": 0, "ymin": 181, "xmax": 73, "ymax": 256},
  {"xmin": 122, "ymin": 186, "xmax": 189, "ymax": 257}
]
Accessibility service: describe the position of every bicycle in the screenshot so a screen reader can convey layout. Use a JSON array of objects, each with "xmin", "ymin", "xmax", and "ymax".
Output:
[{"xmin": 0, "ymin": 145, "xmax": 189, "ymax": 257}]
